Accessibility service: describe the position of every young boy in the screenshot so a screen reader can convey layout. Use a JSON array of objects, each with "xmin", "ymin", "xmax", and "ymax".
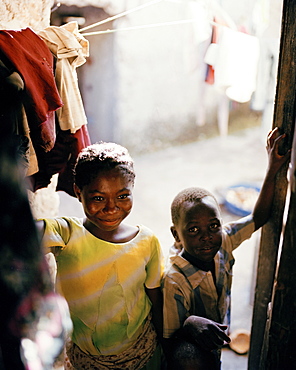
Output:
[{"xmin": 162, "ymin": 128, "xmax": 290, "ymax": 364}]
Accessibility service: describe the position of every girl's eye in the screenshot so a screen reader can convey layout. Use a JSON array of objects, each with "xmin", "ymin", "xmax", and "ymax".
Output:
[
  {"xmin": 188, "ymin": 226, "xmax": 199, "ymax": 233},
  {"xmin": 118, "ymin": 194, "xmax": 130, "ymax": 200},
  {"xmin": 93, "ymin": 196, "xmax": 104, "ymax": 201}
]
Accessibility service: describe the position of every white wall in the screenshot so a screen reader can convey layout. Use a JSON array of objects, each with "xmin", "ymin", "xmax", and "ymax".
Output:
[
  {"xmin": 53, "ymin": 0, "xmax": 283, "ymax": 153},
  {"xmin": 0, "ymin": 0, "xmax": 53, "ymax": 31},
  {"xmin": 114, "ymin": 0, "xmax": 215, "ymax": 151}
]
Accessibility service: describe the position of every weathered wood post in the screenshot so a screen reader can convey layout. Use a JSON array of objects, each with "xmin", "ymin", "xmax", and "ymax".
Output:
[
  {"xmin": 264, "ymin": 124, "xmax": 296, "ymax": 368},
  {"xmin": 248, "ymin": 0, "xmax": 296, "ymax": 368}
]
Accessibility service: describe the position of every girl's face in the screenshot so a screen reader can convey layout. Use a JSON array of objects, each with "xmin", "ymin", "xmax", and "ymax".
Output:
[
  {"xmin": 74, "ymin": 167, "xmax": 134, "ymax": 239},
  {"xmin": 171, "ymin": 196, "xmax": 222, "ymax": 262}
]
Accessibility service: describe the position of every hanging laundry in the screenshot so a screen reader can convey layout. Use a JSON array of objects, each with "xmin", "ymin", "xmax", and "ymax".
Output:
[
  {"xmin": 203, "ymin": 0, "xmax": 237, "ymax": 85},
  {"xmin": 26, "ymin": 21, "xmax": 92, "ymax": 197},
  {"xmin": 204, "ymin": 19, "xmax": 218, "ymax": 85},
  {"xmin": 0, "ymin": 27, "xmax": 63, "ymax": 152},
  {"xmin": 38, "ymin": 21, "xmax": 89, "ymax": 134},
  {"xmin": 29, "ymin": 123, "xmax": 91, "ymax": 197},
  {"xmin": 0, "ymin": 58, "xmax": 24, "ymax": 132},
  {"xmin": 0, "ymin": 57, "xmax": 30, "ymax": 175},
  {"xmin": 182, "ymin": 0, "xmax": 212, "ymax": 74},
  {"xmin": 204, "ymin": 26, "xmax": 260, "ymax": 103}
]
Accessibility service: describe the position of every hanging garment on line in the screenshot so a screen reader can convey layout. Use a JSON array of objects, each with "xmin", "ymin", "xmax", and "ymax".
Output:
[
  {"xmin": 0, "ymin": 58, "xmax": 30, "ymax": 175},
  {"xmin": 0, "ymin": 27, "xmax": 63, "ymax": 152},
  {"xmin": 204, "ymin": 14, "xmax": 231, "ymax": 85},
  {"xmin": 38, "ymin": 22, "xmax": 89, "ymax": 134},
  {"xmin": 29, "ymin": 123, "xmax": 91, "ymax": 197},
  {"xmin": 0, "ymin": 59, "xmax": 24, "ymax": 134},
  {"xmin": 204, "ymin": 25, "xmax": 260, "ymax": 103}
]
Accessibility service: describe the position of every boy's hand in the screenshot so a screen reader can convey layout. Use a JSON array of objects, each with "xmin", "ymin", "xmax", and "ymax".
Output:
[
  {"xmin": 181, "ymin": 315, "xmax": 231, "ymax": 351},
  {"xmin": 266, "ymin": 127, "xmax": 291, "ymax": 176}
]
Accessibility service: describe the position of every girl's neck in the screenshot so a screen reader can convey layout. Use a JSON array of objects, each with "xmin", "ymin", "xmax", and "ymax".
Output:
[{"xmin": 84, "ymin": 219, "xmax": 139, "ymax": 243}]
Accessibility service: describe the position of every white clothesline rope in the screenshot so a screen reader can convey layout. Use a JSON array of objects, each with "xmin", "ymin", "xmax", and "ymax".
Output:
[
  {"xmin": 80, "ymin": 19, "xmax": 229, "ymax": 37},
  {"xmin": 81, "ymin": 18, "xmax": 199, "ymax": 36},
  {"xmin": 78, "ymin": 0, "xmax": 237, "ymax": 38},
  {"xmin": 79, "ymin": 0, "xmax": 163, "ymax": 32}
]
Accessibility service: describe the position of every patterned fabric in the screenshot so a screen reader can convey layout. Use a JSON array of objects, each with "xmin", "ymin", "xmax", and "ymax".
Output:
[
  {"xmin": 41, "ymin": 217, "xmax": 164, "ymax": 356},
  {"xmin": 162, "ymin": 215, "xmax": 254, "ymax": 338},
  {"xmin": 64, "ymin": 314, "xmax": 157, "ymax": 369}
]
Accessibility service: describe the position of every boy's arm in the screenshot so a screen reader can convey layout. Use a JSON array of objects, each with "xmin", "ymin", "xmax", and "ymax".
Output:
[
  {"xmin": 172, "ymin": 316, "xmax": 230, "ymax": 350},
  {"xmin": 162, "ymin": 275, "xmax": 230, "ymax": 357},
  {"xmin": 253, "ymin": 127, "xmax": 290, "ymax": 230},
  {"xmin": 162, "ymin": 316, "xmax": 230, "ymax": 363}
]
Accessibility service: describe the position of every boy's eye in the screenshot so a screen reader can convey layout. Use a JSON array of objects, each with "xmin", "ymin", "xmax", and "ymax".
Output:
[{"xmin": 210, "ymin": 222, "xmax": 220, "ymax": 230}]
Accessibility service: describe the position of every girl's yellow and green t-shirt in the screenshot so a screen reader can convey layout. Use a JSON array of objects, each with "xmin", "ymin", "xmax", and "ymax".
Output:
[{"xmin": 41, "ymin": 217, "xmax": 164, "ymax": 356}]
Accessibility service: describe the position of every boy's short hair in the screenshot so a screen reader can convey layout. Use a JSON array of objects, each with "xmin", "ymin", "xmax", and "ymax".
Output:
[
  {"xmin": 171, "ymin": 187, "xmax": 219, "ymax": 225},
  {"xmin": 170, "ymin": 338, "xmax": 219, "ymax": 370},
  {"xmin": 74, "ymin": 142, "xmax": 135, "ymax": 189}
]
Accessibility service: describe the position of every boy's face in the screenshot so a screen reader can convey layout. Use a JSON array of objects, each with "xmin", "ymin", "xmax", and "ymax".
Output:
[
  {"xmin": 74, "ymin": 168, "xmax": 133, "ymax": 238},
  {"xmin": 171, "ymin": 196, "xmax": 222, "ymax": 262}
]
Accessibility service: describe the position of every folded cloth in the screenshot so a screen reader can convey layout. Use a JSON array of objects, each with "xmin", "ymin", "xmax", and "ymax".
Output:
[{"xmin": 38, "ymin": 21, "xmax": 89, "ymax": 133}]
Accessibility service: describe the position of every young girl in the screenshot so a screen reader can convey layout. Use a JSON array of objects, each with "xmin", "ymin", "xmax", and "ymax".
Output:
[{"xmin": 38, "ymin": 142, "xmax": 164, "ymax": 369}]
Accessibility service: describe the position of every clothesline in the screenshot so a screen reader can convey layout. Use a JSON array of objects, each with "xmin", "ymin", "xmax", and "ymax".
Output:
[
  {"xmin": 79, "ymin": 0, "xmax": 163, "ymax": 32},
  {"xmin": 81, "ymin": 18, "xmax": 198, "ymax": 36},
  {"xmin": 80, "ymin": 19, "xmax": 232, "ymax": 37},
  {"xmin": 79, "ymin": 0, "xmax": 238, "ymax": 37}
]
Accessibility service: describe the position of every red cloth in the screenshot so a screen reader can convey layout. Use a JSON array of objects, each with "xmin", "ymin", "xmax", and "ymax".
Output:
[
  {"xmin": 0, "ymin": 28, "xmax": 63, "ymax": 152},
  {"xmin": 205, "ymin": 16, "xmax": 229, "ymax": 85},
  {"xmin": 205, "ymin": 18, "xmax": 219, "ymax": 85}
]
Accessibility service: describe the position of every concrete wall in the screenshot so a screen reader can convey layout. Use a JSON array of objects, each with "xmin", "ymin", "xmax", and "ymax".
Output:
[
  {"xmin": 54, "ymin": 0, "xmax": 266, "ymax": 154},
  {"xmin": 54, "ymin": 0, "xmax": 222, "ymax": 153},
  {"xmin": 0, "ymin": 0, "xmax": 53, "ymax": 31},
  {"xmin": 114, "ymin": 0, "xmax": 214, "ymax": 153}
]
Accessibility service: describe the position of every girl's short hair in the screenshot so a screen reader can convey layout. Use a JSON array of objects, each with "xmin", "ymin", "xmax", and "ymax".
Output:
[
  {"xmin": 74, "ymin": 142, "xmax": 135, "ymax": 189},
  {"xmin": 171, "ymin": 187, "xmax": 219, "ymax": 225}
]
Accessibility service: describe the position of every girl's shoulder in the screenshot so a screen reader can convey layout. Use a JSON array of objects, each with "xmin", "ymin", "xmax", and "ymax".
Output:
[
  {"xmin": 136, "ymin": 225, "xmax": 162, "ymax": 253},
  {"xmin": 135, "ymin": 224, "xmax": 161, "ymax": 243},
  {"xmin": 41, "ymin": 216, "xmax": 85, "ymax": 246},
  {"xmin": 137, "ymin": 224, "xmax": 155, "ymax": 236}
]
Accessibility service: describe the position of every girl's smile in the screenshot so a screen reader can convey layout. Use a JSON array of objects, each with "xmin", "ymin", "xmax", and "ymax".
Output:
[{"xmin": 74, "ymin": 167, "xmax": 136, "ymax": 242}]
